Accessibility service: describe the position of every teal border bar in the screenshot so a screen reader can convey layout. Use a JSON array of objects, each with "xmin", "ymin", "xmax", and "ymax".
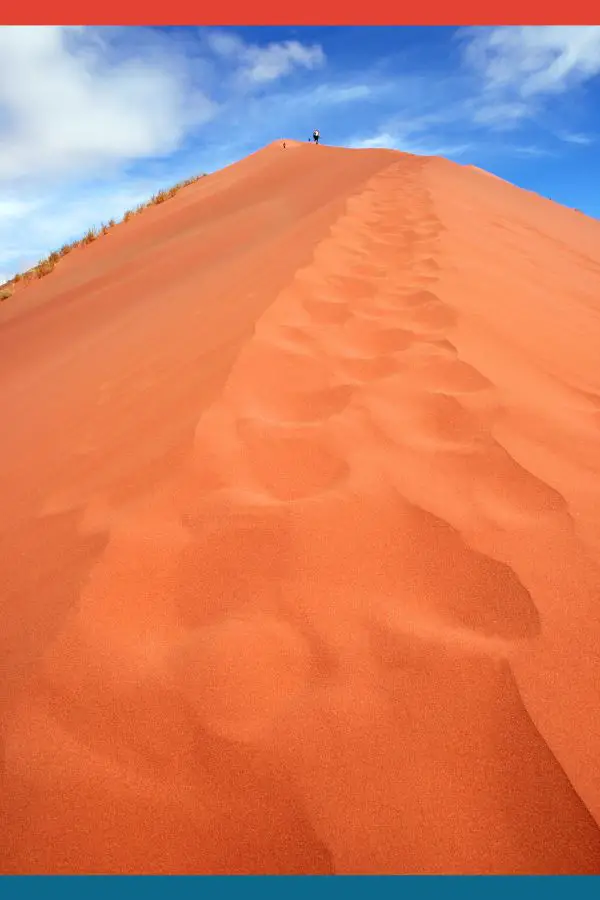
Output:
[{"xmin": 0, "ymin": 876, "xmax": 599, "ymax": 898}]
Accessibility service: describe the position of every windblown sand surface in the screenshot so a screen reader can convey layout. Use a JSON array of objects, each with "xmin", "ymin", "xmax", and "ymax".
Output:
[{"xmin": 1, "ymin": 140, "xmax": 600, "ymax": 874}]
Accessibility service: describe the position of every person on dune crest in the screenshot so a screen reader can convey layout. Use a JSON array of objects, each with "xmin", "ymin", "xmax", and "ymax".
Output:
[{"xmin": 313, "ymin": 129, "xmax": 320, "ymax": 144}]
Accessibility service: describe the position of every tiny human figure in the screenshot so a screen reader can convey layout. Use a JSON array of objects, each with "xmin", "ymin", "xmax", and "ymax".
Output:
[
  {"xmin": 312, "ymin": 129, "xmax": 320, "ymax": 144},
  {"xmin": 283, "ymin": 141, "xmax": 286, "ymax": 149}
]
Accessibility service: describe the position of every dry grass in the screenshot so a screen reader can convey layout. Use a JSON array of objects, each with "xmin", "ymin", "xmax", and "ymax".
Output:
[
  {"xmin": 35, "ymin": 260, "xmax": 55, "ymax": 278},
  {"xmin": 0, "ymin": 172, "xmax": 206, "ymax": 299}
]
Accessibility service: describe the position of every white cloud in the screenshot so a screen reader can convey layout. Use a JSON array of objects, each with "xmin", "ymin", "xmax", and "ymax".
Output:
[
  {"xmin": 460, "ymin": 26, "xmax": 600, "ymax": 98},
  {"xmin": 511, "ymin": 144, "xmax": 555, "ymax": 158},
  {"xmin": 318, "ymin": 84, "xmax": 371, "ymax": 103},
  {"xmin": 558, "ymin": 131, "xmax": 594, "ymax": 145},
  {"xmin": 0, "ymin": 26, "xmax": 215, "ymax": 181},
  {"xmin": 0, "ymin": 25, "xmax": 220, "ymax": 280},
  {"xmin": 471, "ymin": 100, "xmax": 530, "ymax": 127},
  {"xmin": 0, "ymin": 197, "xmax": 41, "ymax": 219},
  {"xmin": 350, "ymin": 131, "xmax": 396, "ymax": 150},
  {"xmin": 349, "ymin": 129, "xmax": 470, "ymax": 159},
  {"xmin": 457, "ymin": 27, "xmax": 600, "ymax": 135},
  {"xmin": 206, "ymin": 30, "xmax": 325, "ymax": 85},
  {"xmin": 347, "ymin": 100, "xmax": 474, "ymax": 160}
]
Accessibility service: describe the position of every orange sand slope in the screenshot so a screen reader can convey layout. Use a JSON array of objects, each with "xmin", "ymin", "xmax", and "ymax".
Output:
[{"xmin": 1, "ymin": 140, "xmax": 600, "ymax": 874}]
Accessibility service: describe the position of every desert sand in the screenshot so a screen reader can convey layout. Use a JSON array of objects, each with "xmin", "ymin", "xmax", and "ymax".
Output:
[{"xmin": 1, "ymin": 139, "xmax": 600, "ymax": 874}]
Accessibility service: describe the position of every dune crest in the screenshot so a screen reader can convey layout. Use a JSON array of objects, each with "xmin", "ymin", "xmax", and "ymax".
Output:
[{"xmin": 1, "ymin": 143, "xmax": 600, "ymax": 874}]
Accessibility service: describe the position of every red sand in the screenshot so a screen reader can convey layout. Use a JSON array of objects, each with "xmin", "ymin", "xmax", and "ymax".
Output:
[{"xmin": 1, "ymin": 140, "xmax": 600, "ymax": 874}]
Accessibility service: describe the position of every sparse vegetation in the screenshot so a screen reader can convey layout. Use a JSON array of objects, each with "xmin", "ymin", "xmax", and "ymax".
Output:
[
  {"xmin": 35, "ymin": 260, "xmax": 55, "ymax": 278},
  {"xmin": 0, "ymin": 172, "xmax": 207, "ymax": 299}
]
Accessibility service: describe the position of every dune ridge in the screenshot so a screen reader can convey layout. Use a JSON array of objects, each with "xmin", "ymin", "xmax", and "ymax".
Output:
[{"xmin": 1, "ymin": 142, "xmax": 600, "ymax": 874}]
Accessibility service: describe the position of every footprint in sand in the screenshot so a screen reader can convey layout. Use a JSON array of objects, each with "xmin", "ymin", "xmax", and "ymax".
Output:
[
  {"xmin": 301, "ymin": 296, "xmax": 352, "ymax": 325},
  {"xmin": 252, "ymin": 384, "xmax": 356, "ymax": 425},
  {"xmin": 222, "ymin": 338, "xmax": 355, "ymax": 423},
  {"xmin": 415, "ymin": 256, "xmax": 441, "ymax": 275},
  {"xmin": 288, "ymin": 490, "xmax": 541, "ymax": 642},
  {"xmin": 428, "ymin": 338, "xmax": 459, "ymax": 359},
  {"xmin": 396, "ymin": 296, "xmax": 457, "ymax": 333},
  {"xmin": 168, "ymin": 613, "xmax": 312, "ymax": 743},
  {"xmin": 349, "ymin": 262, "xmax": 389, "ymax": 280},
  {"xmin": 410, "ymin": 274, "xmax": 441, "ymax": 287},
  {"xmin": 477, "ymin": 438, "xmax": 570, "ymax": 524},
  {"xmin": 235, "ymin": 417, "xmax": 350, "ymax": 500},
  {"xmin": 255, "ymin": 322, "xmax": 317, "ymax": 354},
  {"xmin": 323, "ymin": 273, "xmax": 379, "ymax": 301},
  {"xmin": 395, "ymin": 289, "xmax": 444, "ymax": 309},
  {"xmin": 338, "ymin": 355, "xmax": 401, "ymax": 383},
  {"xmin": 386, "ymin": 507, "xmax": 542, "ymax": 642},
  {"xmin": 405, "ymin": 357, "xmax": 494, "ymax": 395},
  {"xmin": 224, "ymin": 339, "xmax": 331, "ymax": 405},
  {"xmin": 323, "ymin": 321, "xmax": 415, "ymax": 357},
  {"xmin": 364, "ymin": 219, "xmax": 405, "ymax": 234},
  {"xmin": 365, "ymin": 387, "xmax": 489, "ymax": 453}
]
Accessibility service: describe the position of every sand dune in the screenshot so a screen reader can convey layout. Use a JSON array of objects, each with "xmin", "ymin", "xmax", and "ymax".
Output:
[{"xmin": 1, "ymin": 140, "xmax": 600, "ymax": 874}]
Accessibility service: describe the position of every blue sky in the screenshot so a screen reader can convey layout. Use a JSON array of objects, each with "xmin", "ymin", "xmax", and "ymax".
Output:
[{"xmin": 1, "ymin": 25, "xmax": 599, "ymax": 283}]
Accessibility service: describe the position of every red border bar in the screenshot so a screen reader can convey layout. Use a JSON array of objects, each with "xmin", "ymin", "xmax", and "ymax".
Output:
[{"xmin": 2, "ymin": 1, "xmax": 599, "ymax": 25}]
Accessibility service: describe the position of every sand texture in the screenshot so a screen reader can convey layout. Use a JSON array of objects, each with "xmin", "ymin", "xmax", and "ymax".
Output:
[{"xmin": 1, "ymin": 141, "xmax": 600, "ymax": 873}]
